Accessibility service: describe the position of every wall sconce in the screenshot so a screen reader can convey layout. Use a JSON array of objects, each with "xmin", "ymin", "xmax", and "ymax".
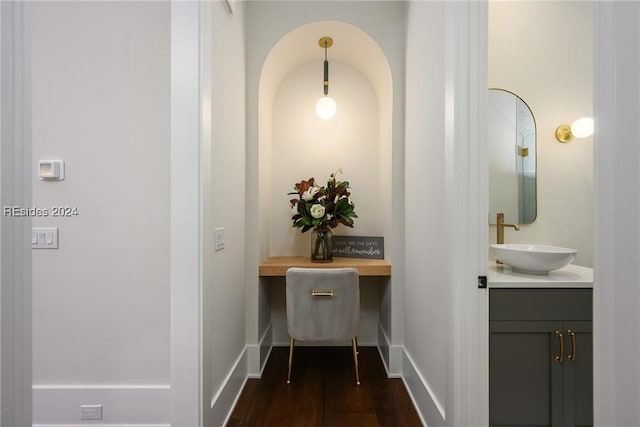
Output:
[
  {"xmin": 315, "ymin": 37, "xmax": 336, "ymax": 120},
  {"xmin": 555, "ymin": 117, "xmax": 594, "ymax": 143}
]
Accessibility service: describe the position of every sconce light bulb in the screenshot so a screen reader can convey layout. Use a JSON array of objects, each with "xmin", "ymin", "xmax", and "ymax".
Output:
[
  {"xmin": 571, "ymin": 117, "xmax": 594, "ymax": 138},
  {"xmin": 316, "ymin": 96, "xmax": 337, "ymax": 120}
]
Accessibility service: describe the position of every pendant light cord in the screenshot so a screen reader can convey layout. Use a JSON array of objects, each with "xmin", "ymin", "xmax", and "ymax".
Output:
[{"xmin": 323, "ymin": 41, "xmax": 329, "ymax": 96}]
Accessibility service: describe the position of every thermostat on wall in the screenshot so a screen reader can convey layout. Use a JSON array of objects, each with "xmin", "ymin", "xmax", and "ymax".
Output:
[{"xmin": 38, "ymin": 160, "xmax": 64, "ymax": 180}]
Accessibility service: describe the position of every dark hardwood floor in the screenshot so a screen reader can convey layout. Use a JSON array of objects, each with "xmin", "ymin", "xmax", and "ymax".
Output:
[{"xmin": 227, "ymin": 346, "xmax": 424, "ymax": 427}]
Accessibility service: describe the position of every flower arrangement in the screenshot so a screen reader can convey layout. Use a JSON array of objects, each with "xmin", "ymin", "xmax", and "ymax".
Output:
[
  {"xmin": 289, "ymin": 170, "xmax": 358, "ymax": 262},
  {"xmin": 288, "ymin": 169, "xmax": 358, "ymax": 233}
]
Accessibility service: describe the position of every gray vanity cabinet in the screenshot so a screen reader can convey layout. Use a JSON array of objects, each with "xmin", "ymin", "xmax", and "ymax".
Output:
[{"xmin": 489, "ymin": 289, "xmax": 593, "ymax": 427}]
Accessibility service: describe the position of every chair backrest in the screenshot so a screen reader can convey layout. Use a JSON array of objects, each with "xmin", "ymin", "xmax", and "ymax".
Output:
[{"xmin": 285, "ymin": 267, "xmax": 359, "ymax": 342}]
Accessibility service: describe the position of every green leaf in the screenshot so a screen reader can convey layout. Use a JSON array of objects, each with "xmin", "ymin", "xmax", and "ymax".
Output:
[{"xmin": 341, "ymin": 204, "xmax": 354, "ymax": 214}]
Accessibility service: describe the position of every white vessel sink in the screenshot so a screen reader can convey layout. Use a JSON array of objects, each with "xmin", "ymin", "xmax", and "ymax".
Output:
[{"xmin": 490, "ymin": 244, "xmax": 577, "ymax": 275}]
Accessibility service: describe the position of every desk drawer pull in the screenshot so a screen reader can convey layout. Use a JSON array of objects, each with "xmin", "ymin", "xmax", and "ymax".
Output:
[{"xmin": 311, "ymin": 290, "xmax": 334, "ymax": 297}]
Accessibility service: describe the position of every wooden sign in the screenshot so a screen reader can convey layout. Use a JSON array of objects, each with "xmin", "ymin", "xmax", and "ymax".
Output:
[{"xmin": 332, "ymin": 236, "xmax": 384, "ymax": 259}]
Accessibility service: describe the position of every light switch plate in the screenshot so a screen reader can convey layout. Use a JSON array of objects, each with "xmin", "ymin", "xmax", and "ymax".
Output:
[
  {"xmin": 215, "ymin": 227, "xmax": 225, "ymax": 251},
  {"xmin": 32, "ymin": 227, "xmax": 58, "ymax": 249}
]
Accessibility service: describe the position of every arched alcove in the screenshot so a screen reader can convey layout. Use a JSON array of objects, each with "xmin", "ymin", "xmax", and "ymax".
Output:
[
  {"xmin": 255, "ymin": 20, "xmax": 395, "ymax": 352},
  {"xmin": 258, "ymin": 20, "xmax": 393, "ymax": 259}
]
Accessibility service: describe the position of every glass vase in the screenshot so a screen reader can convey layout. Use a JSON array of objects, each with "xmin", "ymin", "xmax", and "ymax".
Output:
[{"xmin": 311, "ymin": 228, "xmax": 333, "ymax": 263}]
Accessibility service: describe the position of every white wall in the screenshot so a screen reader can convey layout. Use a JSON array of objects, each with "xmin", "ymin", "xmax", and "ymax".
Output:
[
  {"xmin": 594, "ymin": 2, "xmax": 640, "ymax": 425},
  {"xmin": 488, "ymin": 1, "xmax": 593, "ymax": 267},
  {"xmin": 30, "ymin": 2, "xmax": 171, "ymax": 425},
  {"xmin": 270, "ymin": 60, "xmax": 381, "ymax": 255},
  {"xmin": 404, "ymin": 2, "xmax": 490, "ymax": 424},
  {"xmin": 202, "ymin": 1, "xmax": 248, "ymax": 426},
  {"xmin": 404, "ymin": 2, "xmax": 448, "ymax": 425}
]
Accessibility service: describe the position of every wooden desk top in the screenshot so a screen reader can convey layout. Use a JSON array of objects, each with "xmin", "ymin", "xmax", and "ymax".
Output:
[{"xmin": 259, "ymin": 256, "xmax": 391, "ymax": 277}]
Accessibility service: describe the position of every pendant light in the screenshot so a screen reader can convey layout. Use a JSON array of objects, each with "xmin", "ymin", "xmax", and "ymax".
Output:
[{"xmin": 315, "ymin": 37, "xmax": 336, "ymax": 120}]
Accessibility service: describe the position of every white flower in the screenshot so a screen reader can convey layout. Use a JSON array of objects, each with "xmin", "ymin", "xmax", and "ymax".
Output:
[
  {"xmin": 310, "ymin": 204, "xmax": 326, "ymax": 219},
  {"xmin": 302, "ymin": 186, "xmax": 321, "ymax": 201},
  {"xmin": 334, "ymin": 194, "xmax": 347, "ymax": 204}
]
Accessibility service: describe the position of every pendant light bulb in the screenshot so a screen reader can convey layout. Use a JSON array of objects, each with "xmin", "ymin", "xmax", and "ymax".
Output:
[{"xmin": 316, "ymin": 96, "xmax": 337, "ymax": 120}]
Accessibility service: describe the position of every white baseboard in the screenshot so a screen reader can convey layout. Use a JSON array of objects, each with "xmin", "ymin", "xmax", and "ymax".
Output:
[
  {"xmin": 209, "ymin": 348, "xmax": 249, "ymax": 427},
  {"xmin": 259, "ymin": 321, "xmax": 273, "ymax": 374},
  {"xmin": 211, "ymin": 330, "xmax": 277, "ymax": 426},
  {"xmin": 377, "ymin": 324, "xmax": 390, "ymax": 372},
  {"xmin": 32, "ymin": 384, "xmax": 170, "ymax": 426},
  {"xmin": 247, "ymin": 321, "xmax": 273, "ymax": 377},
  {"xmin": 376, "ymin": 322, "xmax": 403, "ymax": 377},
  {"xmin": 402, "ymin": 349, "xmax": 446, "ymax": 427}
]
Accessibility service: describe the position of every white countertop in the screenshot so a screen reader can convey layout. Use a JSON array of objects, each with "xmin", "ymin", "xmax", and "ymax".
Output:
[{"xmin": 488, "ymin": 262, "xmax": 593, "ymax": 288}]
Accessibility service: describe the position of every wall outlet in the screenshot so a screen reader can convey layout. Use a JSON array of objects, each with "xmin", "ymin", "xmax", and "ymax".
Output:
[{"xmin": 80, "ymin": 404, "xmax": 103, "ymax": 420}]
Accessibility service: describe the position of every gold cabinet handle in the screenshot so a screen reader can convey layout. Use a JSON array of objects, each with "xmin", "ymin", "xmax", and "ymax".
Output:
[
  {"xmin": 567, "ymin": 330, "xmax": 576, "ymax": 361},
  {"xmin": 554, "ymin": 330, "xmax": 564, "ymax": 362},
  {"xmin": 311, "ymin": 290, "xmax": 334, "ymax": 297}
]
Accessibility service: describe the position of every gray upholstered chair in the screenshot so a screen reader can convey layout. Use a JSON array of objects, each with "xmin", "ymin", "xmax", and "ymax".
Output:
[{"xmin": 285, "ymin": 267, "xmax": 360, "ymax": 385}]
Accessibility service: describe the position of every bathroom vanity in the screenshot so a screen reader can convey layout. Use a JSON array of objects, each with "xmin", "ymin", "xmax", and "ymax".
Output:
[{"xmin": 488, "ymin": 262, "xmax": 593, "ymax": 427}]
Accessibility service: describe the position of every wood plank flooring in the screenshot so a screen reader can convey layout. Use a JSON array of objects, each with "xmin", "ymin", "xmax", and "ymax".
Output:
[{"xmin": 227, "ymin": 346, "xmax": 423, "ymax": 427}]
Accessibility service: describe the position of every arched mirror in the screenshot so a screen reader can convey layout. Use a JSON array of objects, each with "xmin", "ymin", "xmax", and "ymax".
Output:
[{"xmin": 488, "ymin": 88, "xmax": 537, "ymax": 224}]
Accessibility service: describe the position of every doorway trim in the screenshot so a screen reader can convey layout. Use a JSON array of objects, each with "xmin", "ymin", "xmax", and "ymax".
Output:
[
  {"xmin": 444, "ymin": 1, "xmax": 489, "ymax": 425},
  {"xmin": 593, "ymin": 2, "xmax": 640, "ymax": 425},
  {"xmin": 170, "ymin": 2, "xmax": 204, "ymax": 426},
  {"xmin": 0, "ymin": 2, "xmax": 32, "ymax": 426}
]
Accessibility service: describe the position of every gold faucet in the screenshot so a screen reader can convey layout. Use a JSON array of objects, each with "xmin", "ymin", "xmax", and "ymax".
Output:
[{"xmin": 496, "ymin": 212, "xmax": 519, "ymax": 244}]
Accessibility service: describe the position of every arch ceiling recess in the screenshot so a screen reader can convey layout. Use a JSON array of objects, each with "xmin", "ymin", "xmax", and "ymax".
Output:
[{"xmin": 261, "ymin": 20, "xmax": 392, "ymax": 106}]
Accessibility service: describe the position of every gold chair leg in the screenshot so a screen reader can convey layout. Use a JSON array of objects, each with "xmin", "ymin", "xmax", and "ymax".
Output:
[
  {"xmin": 352, "ymin": 337, "xmax": 360, "ymax": 385},
  {"xmin": 287, "ymin": 337, "xmax": 295, "ymax": 384}
]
